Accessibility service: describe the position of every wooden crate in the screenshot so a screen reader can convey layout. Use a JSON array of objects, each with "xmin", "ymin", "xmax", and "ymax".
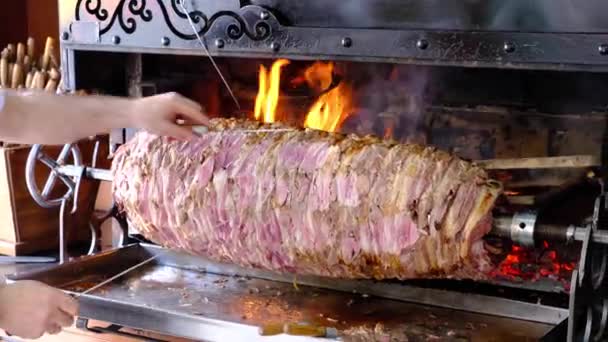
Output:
[{"xmin": 0, "ymin": 143, "xmax": 102, "ymax": 256}]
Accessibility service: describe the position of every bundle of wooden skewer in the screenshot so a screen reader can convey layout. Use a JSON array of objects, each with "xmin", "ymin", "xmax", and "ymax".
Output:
[{"xmin": 0, "ymin": 37, "xmax": 62, "ymax": 92}]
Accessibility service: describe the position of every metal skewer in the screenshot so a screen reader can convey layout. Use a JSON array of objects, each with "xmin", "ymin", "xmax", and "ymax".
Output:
[
  {"xmin": 75, "ymin": 252, "xmax": 163, "ymax": 297},
  {"xmin": 179, "ymin": 0, "xmax": 241, "ymax": 109},
  {"xmin": 192, "ymin": 126, "xmax": 296, "ymax": 135}
]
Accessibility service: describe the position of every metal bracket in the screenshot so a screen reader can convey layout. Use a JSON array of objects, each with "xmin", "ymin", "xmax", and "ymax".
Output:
[
  {"xmin": 510, "ymin": 211, "xmax": 537, "ymax": 248},
  {"xmin": 25, "ymin": 142, "xmax": 111, "ymax": 264},
  {"xmin": 549, "ymin": 189, "xmax": 608, "ymax": 342}
]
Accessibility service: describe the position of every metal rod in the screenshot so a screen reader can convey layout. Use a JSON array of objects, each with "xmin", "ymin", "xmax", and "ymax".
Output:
[
  {"xmin": 0, "ymin": 256, "xmax": 56, "ymax": 264},
  {"xmin": 491, "ymin": 216, "xmax": 608, "ymax": 245},
  {"xmin": 191, "ymin": 126, "xmax": 296, "ymax": 135},
  {"xmin": 59, "ymin": 197, "xmax": 70, "ymax": 264},
  {"xmin": 76, "ymin": 252, "xmax": 163, "ymax": 297},
  {"xmin": 179, "ymin": 0, "xmax": 240, "ymax": 109},
  {"xmin": 56, "ymin": 165, "xmax": 112, "ymax": 182}
]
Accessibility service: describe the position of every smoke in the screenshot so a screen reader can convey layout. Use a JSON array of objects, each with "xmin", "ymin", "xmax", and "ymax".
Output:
[
  {"xmin": 253, "ymin": 0, "xmax": 608, "ymax": 32},
  {"xmin": 488, "ymin": 0, "xmax": 608, "ymax": 32},
  {"xmin": 341, "ymin": 63, "xmax": 431, "ymax": 143}
]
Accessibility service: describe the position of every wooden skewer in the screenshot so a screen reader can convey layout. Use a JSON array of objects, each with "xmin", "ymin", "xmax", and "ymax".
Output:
[
  {"xmin": 45, "ymin": 77, "xmax": 58, "ymax": 92},
  {"xmin": 49, "ymin": 47, "xmax": 59, "ymax": 70},
  {"xmin": 27, "ymin": 37, "xmax": 35, "ymax": 61},
  {"xmin": 42, "ymin": 37, "xmax": 54, "ymax": 71},
  {"xmin": 7, "ymin": 63, "xmax": 14, "ymax": 87},
  {"xmin": 24, "ymin": 71, "xmax": 34, "ymax": 89},
  {"xmin": 29, "ymin": 72, "xmax": 38, "ymax": 89},
  {"xmin": 476, "ymin": 155, "xmax": 600, "ymax": 170},
  {"xmin": 23, "ymin": 55, "xmax": 31, "ymax": 73},
  {"xmin": 56, "ymin": 78, "xmax": 64, "ymax": 94},
  {"xmin": 37, "ymin": 71, "xmax": 47, "ymax": 89},
  {"xmin": 48, "ymin": 68, "xmax": 60, "ymax": 82},
  {"xmin": 16, "ymin": 43, "xmax": 25, "ymax": 65},
  {"xmin": 32, "ymin": 71, "xmax": 46, "ymax": 89},
  {"xmin": 6, "ymin": 44, "xmax": 15, "ymax": 61},
  {"xmin": 10, "ymin": 63, "xmax": 23, "ymax": 89},
  {"xmin": 0, "ymin": 57, "xmax": 8, "ymax": 88}
]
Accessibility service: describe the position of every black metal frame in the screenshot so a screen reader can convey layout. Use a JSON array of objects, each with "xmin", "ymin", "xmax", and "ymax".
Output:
[{"xmin": 61, "ymin": 0, "xmax": 608, "ymax": 74}]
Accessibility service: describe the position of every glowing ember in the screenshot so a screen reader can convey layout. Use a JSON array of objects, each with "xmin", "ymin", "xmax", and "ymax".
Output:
[
  {"xmin": 254, "ymin": 59, "xmax": 290, "ymax": 123},
  {"xmin": 491, "ymin": 241, "xmax": 576, "ymax": 289}
]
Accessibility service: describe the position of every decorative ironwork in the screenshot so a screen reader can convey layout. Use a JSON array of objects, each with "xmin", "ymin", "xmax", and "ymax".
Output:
[
  {"xmin": 75, "ymin": 0, "xmax": 271, "ymax": 41},
  {"xmin": 76, "ymin": 0, "xmax": 153, "ymax": 35}
]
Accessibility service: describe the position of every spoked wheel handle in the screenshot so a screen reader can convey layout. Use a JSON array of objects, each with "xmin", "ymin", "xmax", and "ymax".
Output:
[{"xmin": 25, "ymin": 144, "xmax": 83, "ymax": 209}]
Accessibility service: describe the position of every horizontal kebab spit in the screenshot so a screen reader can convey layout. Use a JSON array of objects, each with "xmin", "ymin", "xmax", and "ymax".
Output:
[{"xmin": 112, "ymin": 118, "xmax": 502, "ymax": 281}]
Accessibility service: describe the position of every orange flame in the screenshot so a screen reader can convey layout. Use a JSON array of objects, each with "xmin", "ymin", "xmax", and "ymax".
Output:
[
  {"xmin": 254, "ymin": 59, "xmax": 290, "ymax": 123},
  {"xmin": 303, "ymin": 62, "xmax": 352, "ymax": 132},
  {"xmin": 254, "ymin": 59, "xmax": 353, "ymax": 133},
  {"xmin": 304, "ymin": 83, "xmax": 352, "ymax": 132}
]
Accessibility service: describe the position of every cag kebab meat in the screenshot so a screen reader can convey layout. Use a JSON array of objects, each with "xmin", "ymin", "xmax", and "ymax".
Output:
[{"xmin": 112, "ymin": 118, "xmax": 502, "ymax": 280}]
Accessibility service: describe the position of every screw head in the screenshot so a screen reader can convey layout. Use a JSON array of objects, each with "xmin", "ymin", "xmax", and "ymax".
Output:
[
  {"xmin": 215, "ymin": 39, "xmax": 225, "ymax": 49},
  {"xmin": 503, "ymin": 42, "xmax": 516, "ymax": 53},
  {"xmin": 341, "ymin": 37, "xmax": 353, "ymax": 48},
  {"xmin": 161, "ymin": 37, "xmax": 170, "ymax": 46},
  {"xmin": 61, "ymin": 32, "xmax": 70, "ymax": 41},
  {"xmin": 260, "ymin": 11, "xmax": 270, "ymax": 20},
  {"xmin": 599, "ymin": 44, "xmax": 608, "ymax": 56},
  {"xmin": 270, "ymin": 42, "xmax": 280, "ymax": 52},
  {"xmin": 112, "ymin": 36, "xmax": 121, "ymax": 45},
  {"xmin": 416, "ymin": 39, "xmax": 429, "ymax": 50}
]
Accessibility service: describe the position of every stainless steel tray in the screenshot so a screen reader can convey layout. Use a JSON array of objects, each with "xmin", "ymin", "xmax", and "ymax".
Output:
[{"xmin": 8, "ymin": 244, "xmax": 562, "ymax": 341}]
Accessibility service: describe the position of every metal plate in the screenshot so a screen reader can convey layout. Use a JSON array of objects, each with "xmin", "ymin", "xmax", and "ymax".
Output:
[{"xmin": 8, "ymin": 244, "xmax": 562, "ymax": 341}]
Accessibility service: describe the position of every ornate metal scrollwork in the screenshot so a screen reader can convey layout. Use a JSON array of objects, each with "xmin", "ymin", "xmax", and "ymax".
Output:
[
  {"xmin": 157, "ymin": 0, "xmax": 271, "ymax": 41},
  {"xmin": 76, "ymin": 0, "xmax": 153, "ymax": 35},
  {"xmin": 74, "ymin": 0, "xmax": 272, "ymax": 41}
]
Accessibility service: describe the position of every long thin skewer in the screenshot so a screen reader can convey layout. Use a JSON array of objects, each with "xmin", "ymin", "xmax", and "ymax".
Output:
[
  {"xmin": 75, "ymin": 252, "xmax": 163, "ymax": 297},
  {"xmin": 179, "ymin": 0, "xmax": 241, "ymax": 109}
]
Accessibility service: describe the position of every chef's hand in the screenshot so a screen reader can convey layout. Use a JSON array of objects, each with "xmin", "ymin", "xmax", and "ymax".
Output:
[
  {"xmin": 128, "ymin": 92, "xmax": 210, "ymax": 140},
  {"xmin": 0, "ymin": 280, "xmax": 79, "ymax": 339}
]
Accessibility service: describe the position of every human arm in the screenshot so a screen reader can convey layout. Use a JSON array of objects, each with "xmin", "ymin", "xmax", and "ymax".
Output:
[
  {"xmin": 0, "ymin": 90, "xmax": 209, "ymax": 145},
  {"xmin": 0, "ymin": 280, "xmax": 78, "ymax": 338}
]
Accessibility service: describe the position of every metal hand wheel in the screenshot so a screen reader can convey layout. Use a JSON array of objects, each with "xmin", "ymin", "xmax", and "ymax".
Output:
[{"xmin": 25, "ymin": 143, "xmax": 83, "ymax": 208}]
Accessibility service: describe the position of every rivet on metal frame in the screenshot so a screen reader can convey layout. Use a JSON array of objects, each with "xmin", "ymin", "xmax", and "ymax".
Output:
[
  {"xmin": 215, "ymin": 39, "xmax": 225, "ymax": 49},
  {"xmin": 260, "ymin": 11, "xmax": 270, "ymax": 20},
  {"xmin": 270, "ymin": 42, "xmax": 280, "ymax": 52},
  {"xmin": 342, "ymin": 37, "xmax": 353, "ymax": 48},
  {"xmin": 503, "ymin": 42, "xmax": 516, "ymax": 53},
  {"xmin": 61, "ymin": 32, "xmax": 70, "ymax": 41},
  {"xmin": 112, "ymin": 36, "xmax": 121, "ymax": 45},
  {"xmin": 416, "ymin": 39, "xmax": 429, "ymax": 50},
  {"xmin": 161, "ymin": 37, "xmax": 171, "ymax": 46},
  {"xmin": 599, "ymin": 44, "xmax": 608, "ymax": 56}
]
